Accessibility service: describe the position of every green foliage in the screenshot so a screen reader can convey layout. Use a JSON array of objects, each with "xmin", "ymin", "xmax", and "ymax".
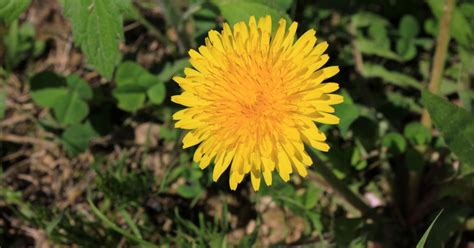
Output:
[
  {"xmin": 396, "ymin": 15, "xmax": 419, "ymax": 60},
  {"xmin": 351, "ymin": 12, "xmax": 390, "ymax": 28},
  {"xmin": 61, "ymin": 122, "xmax": 98, "ymax": 156},
  {"xmin": 2, "ymin": 20, "xmax": 44, "ymax": 70},
  {"xmin": 425, "ymin": 206, "xmax": 470, "ymax": 248},
  {"xmin": 361, "ymin": 64, "xmax": 422, "ymax": 90},
  {"xmin": 0, "ymin": 0, "xmax": 31, "ymax": 24},
  {"xmin": 30, "ymin": 71, "xmax": 68, "ymax": 108},
  {"xmin": 416, "ymin": 210, "xmax": 443, "ymax": 248},
  {"xmin": 30, "ymin": 71, "xmax": 97, "ymax": 154},
  {"xmin": 383, "ymin": 132, "xmax": 407, "ymax": 154},
  {"xmin": 213, "ymin": 0, "xmax": 290, "ymax": 27},
  {"xmin": 334, "ymin": 90, "xmax": 360, "ymax": 136},
  {"xmin": 30, "ymin": 73, "xmax": 92, "ymax": 126},
  {"xmin": 63, "ymin": 0, "xmax": 124, "ymax": 79},
  {"xmin": 399, "ymin": 15, "xmax": 419, "ymax": 40},
  {"xmin": 404, "ymin": 122, "xmax": 431, "ymax": 146},
  {"xmin": 95, "ymin": 158, "xmax": 153, "ymax": 207},
  {"xmin": 113, "ymin": 61, "xmax": 166, "ymax": 112},
  {"xmin": 53, "ymin": 75, "xmax": 92, "ymax": 126},
  {"xmin": 422, "ymin": 91, "xmax": 474, "ymax": 168},
  {"xmin": 0, "ymin": 88, "xmax": 5, "ymax": 119},
  {"xmin": 426, "ymin": 0, "xmax": 474, "ymax": 47}
]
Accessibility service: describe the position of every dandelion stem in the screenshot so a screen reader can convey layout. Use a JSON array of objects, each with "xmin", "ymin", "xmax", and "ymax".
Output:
[
  {"xmin": 421, "ymin": 0, "xmax": 456, "ymax": 128},
  {"xmin": 314, "ymin": 164, "xmax": 372, "ymax": 215},
  {"xmin": 308, "ymin": 149, "xmax": 372, "ymax": 216}
]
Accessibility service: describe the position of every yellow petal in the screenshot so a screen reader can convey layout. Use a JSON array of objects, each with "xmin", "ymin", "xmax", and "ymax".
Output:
[
  {"xmin": 271, "ymin": 19, "xmax": 287, "ymax": 52},
  {"xmin": 213, "ymin": 149, "xmax": 234, "ymax": 181},
  {"xmin": 251, "ymin": 171, "xmax": 261, "ymax": 191},
  {"xmin": 182, "ymin": 132, "xmax": 201, "ymax": 148},
  {"xmin": 262, "ymin": 163, "xmax": 273, "ymax": 186},
  {"xmin": 314, "ymin": 112, "xmax": 340, "ymax": 124},
  {"xmin": 316, "ymin": 82, "xmax": 340, "ymax": 93},
  {"xmin": 208, "ymin": 30, "xmax": 224, "ymax": 52},
  {"xmin": 229, "ymin": 172, "xmax": 239, "ymax": 190},
  {"xmin": 193, "ymin": 144, "xmax": 204, "ymax": 163},
  {"xmin": 322, "ymin": 66, "xmax": 339, "ymax": 79},
  {"xmin": 292, "ymin": 159, "xmax": 308, "ymax": 177},
  {"xmin": 171, "ymin": 92, "xmax": 205, "ymax": 107},
  {"xmin": 311, "ymin": 41, "xmax": 328, "ymax": 57},
  {"xmin": 281, "ymin": 21, "xmax": 298, "ymax": 49},
  {"xmin": 277, "ymin": 146, "xmax": 292, "ymax": 181}
]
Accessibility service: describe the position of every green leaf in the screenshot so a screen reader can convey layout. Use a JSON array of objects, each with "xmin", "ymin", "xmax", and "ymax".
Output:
[
  {"xmin": 63, "ymin": 0, "xmax": 124, "ymax": 79},
  {"xmin": 303, "ymin": 184, "xmax": 319, "ymax": 209},
  {"xmin": 0, "ymin": 89, "xmax": 5, "ymax": 119},
  {"xmin": 382, "ymin": 132, "xmax": 407, "ymax": 153},
  {"xmin": 61, "ymin": 123, "xmax": 97, "ymax": 156},
  {"xmin": 362, "ymin": 64, "xmax": 422, "ymax": 90},
  {"xmin": 336, "ymin": 103, "xmax": 360, "ymax": 136},
  {"xmin": 396, "ymin": 38, "xmax": 417, "ymax": 60},
  {"xmin": 147, "ymin": 83, "xmax": 166, "ymax": 105},
  {"xmin": 3, "ymin": 22, "xmax": 39, "ymax": 70},
  {"xmin": 416, "ymin": 210, "xmax": 443, "ymax": 248},
  {"xmin": 177, "ymin": 184, "xmax": 203, "ymax": 199},
  {"xmin": 116, "ymin": 61, "xmax": 157, "ymax": 89},
  {"xmin": 399, "ymin": 15, "xmax": 419, "ymax": 39},
  {"xmin": 425, "ymin": 206, "xmax": 470, "ymax": 248},
  {"xmin": 113, "ymin": 84, "xmax": 146, "ymax": 112},
  {"xmin": 256, "ymin": 0, "xmax": 293, "ymax": 11},
  {"xmin": 53, "ymin": 94, "xmax": 89, "ymax": 126},
  {"xmin": 66, "ymin": 74, "xmax": 93, "ymax": 100},
  {"xmin": 368, "ymin": 22, "xmax": 389, "ymax": 47},
  {"xmin": 404, "ymin": 122, "xmax": 431, "ymax": 145},
  {"xmin": 386, "ymin": 91, "xmax": 423, "ymax": 113},
  {"xmin": 157, "ymin": 59, "xmax": 190, "ymax": 82},
  {"xmin": 351, "ymin": 12, "xmax": 389, "ymax": 28},
  {"xmin": 335, "ymin": 91, "xmax": 360, "ymax": 137},
  {"xmin": 424, "ymin": 18, "xmax": 437, "ymax": 36},
  {"xmin": 356, "ymin": 38, "xmax": 401, "ymax": 61},
  {"xmin": 213, "ymin": 0, "xmax": 290, "ymax": 28},
  {"xmin": 29, "ymin": 71, "xmax": 68, "ymax": 108},
  {"xmin": 413, "ymin": 38, "xmax": 434, "ymax": 50},
  {"xmin": 306, "ymin": 212, "xmax": 323, "ymax": 232},
  {"xmin": 160, "ymin": 126, "xmax": 179, "ymax": 142},
  {"xmin": 113, "ymin": 61, "xmax": 163, "ymax": 111},
  {"xmin": 51, "ymin": 74, "xmax": 91, "ymax": 125},
  {"xmin": 0, "ymin": 0, "xmax": 31, "ymax": 24},
  {"xmin": 422, "ymin": 91, "xmax": 474, "ymax": 167}
]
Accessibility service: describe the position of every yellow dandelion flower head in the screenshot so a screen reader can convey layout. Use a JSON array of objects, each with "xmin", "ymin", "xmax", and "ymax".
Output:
[{"xmin": 171, "ymin": 15, "xmax": 343, "ymax": 191}]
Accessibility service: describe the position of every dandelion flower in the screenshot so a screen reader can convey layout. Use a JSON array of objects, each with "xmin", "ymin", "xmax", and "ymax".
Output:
[{"xmin": 171, "ymin": 15, "xmax": 343, "ymax": 191}]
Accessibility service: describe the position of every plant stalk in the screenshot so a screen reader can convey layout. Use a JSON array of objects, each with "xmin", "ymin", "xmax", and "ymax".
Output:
[
  {"xmin": 308, "ymin": 149, "xmax": 372, "ymax": 216},
  {"xmin": 421, "ymin": 0, "xmax": 456, "ymax": 128},
  {"xmin": 314, "ymin": 163, "xmax": 372, "ymax": 215}
]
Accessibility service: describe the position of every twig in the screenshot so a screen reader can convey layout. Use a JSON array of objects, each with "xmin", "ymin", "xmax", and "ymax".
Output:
[
  {"xmin": 0, "ymin": 133, "xmax": 56, "ymax": 149},
  {"xmin": 413, "ymin": 0, "xmax": 456, "ymax": 226},
  {"xmin": 421, "ymin": 0, "xmax": 456, "ymax": 127},
  {"xmin": 0, "ymin": 114, "xmax": 30, "ymax": 127},
  {"xmin": 127, "ymin": 2, "xmax": 170, "ymax": 47},
  {"xmin": 350, "ymin": 21, "xmax": 364, "ymax": 74},
  {"xmin": 135, "ymin": 13, "xmax": 169, "ymax": 47}
]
